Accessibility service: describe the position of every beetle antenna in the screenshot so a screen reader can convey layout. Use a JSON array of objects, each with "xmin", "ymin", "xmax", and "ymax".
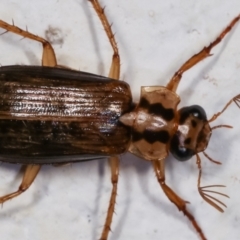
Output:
[
  {"xmin": 202, "ymin": 151, "xmax": 221, "ymax": 165},
  {"xmin": 208, "ymin": 94, "xmax": 240, "ymax": 122},
  {"xmin": 211, "ymin": 124, "xmax": 233, "ymax": 130}
]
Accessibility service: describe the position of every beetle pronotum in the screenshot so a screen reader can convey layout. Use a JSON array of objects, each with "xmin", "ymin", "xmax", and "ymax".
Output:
[{"xmin": 0, "ymin": 1, "xmax": 240, "ymax": 240}]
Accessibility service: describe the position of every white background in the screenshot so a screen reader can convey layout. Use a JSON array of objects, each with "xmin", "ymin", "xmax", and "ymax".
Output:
[{"xmin": 0, "ymin": 0, "xmax": 240, "ymax": 240}]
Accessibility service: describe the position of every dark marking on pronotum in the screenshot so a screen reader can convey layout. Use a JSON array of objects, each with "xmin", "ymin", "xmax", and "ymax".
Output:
[
  {"xmin": 132, "ymin": 129, "xmax": 170, "ymax": 144},
  {"xmin": 139, "ymin": 97, "xmax": 174, "ymax": 121},
  {"xmin": 132, "ymin": 130, "xmax": 142, "ymax": 142},
  {"xmin": 138, "ymin": 97, "xmax": 149, "ymax": 109}
]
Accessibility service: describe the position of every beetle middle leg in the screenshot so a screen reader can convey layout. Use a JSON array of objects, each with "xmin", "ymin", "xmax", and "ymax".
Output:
[
  {"xmin": 88, "ymin": 1, "xmax": 121, "ymax": 239},
  {"xmin": 166, "ymin": 15, "xmax": 240, "ymax": 92},
  {"xmin": 100, "ymin": 156, "xmax": 119, "ymax": 240},
  {"xmin": 0, "ymin": 165, "xmax": 41, "ymax": 204},
  {"xmin": 0, "ymin": 19, "xmax": 57, "ymax": 67},
  {"xmin": 88, "ymin": 0, "xmax": 120, "ymax": 80},
  {"xmin": 153, "ymin": 159, "xmax": 207, "ymax": 240}
]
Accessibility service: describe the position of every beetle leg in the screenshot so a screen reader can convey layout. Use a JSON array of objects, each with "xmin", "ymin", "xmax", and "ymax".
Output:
[
  {"xmin": 88, "ymin": 0, "xmax": 120, "ymax": 80},
  {"xmin": 166, "ymin": 15, "xmax": 240, "ymax": 92},
  {"xmin": 196, "ymin": 154, "xmax": 229, "ymax": 213},
  {"xmin": 197, "ymin": 169, "xmax": 228, "ymax": 212},
  {"xmin": 152, "ymin": 159, "xmax": 207, "ymax": 240},
  {"xmin": 100, "ymin": 156, "xmax": 119, "ymax": 240},
  {"xmin": 0, "ymin": 20, "xmax": 57, "ymax": 67},
  {"xmin": 0, "ymin": 164, "xmax": 41, "ymax": 204}
]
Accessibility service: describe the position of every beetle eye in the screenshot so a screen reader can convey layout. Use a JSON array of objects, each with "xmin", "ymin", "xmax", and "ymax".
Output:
[
  {"xmin": 179, "ymin": 146, "xmax": 187, "ymax": 153},
  {"xmin": 192, "ymin": 111, "xmax": 199, "ymax": 118},
  {"xmin": 170, "ymin": 135, "xmax": 194, "ymax": 161},
  {"xmin": 179, "ymin": 105, "xmax": 207, "ymax": 123}
]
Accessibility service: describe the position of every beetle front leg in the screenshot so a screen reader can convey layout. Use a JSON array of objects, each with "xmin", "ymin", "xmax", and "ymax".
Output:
[
  {"xmin": 100, "ymin": 156, "xmax": 119, "ymax": 240},
  {"xmin": 88, "ymin": 0, "xmax": 120, "ymax": 80},
  {"xmin": 166, "ymin": 15, "xmax": 240, "ymax": 92},
  {"xmin": 0, "ymin": 164, "xmax": 41, "ymax": 204},
  {"xmin": 152, "ymin": 159, "xmax": 207, "ymax": 240},
  {"xmin": 196, "ymin": 154, "xmax": 229, "ymax": 213},
  {"xmin": 0, "ymin": 20, "xmax": 57, "ymax": 67}
]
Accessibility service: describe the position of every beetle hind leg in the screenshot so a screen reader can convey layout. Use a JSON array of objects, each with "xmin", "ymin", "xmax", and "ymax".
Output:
[
  {"xmin": 0, "ymin": 19, "xmax": 57, "ymax": 67},
  {"xmin": 0, "ymin": 164, "xmax": 40, "ymax": 205},
  {"xmin": 88, "ymin": 0, "xmax": 120, "ymax": 80}
]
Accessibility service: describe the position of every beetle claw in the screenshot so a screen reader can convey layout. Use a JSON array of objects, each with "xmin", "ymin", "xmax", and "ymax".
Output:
[{"xmin": 198, "ymin": 184, "xmax": 229, "ymax": 212}]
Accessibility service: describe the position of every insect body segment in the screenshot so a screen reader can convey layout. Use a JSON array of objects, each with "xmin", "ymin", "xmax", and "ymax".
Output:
[
  {"xmin": 120, "ymin": 86, "xmax": 179, "ymax": 161},
  {"xmin": 0, "ymin": 66, "xmax": 132, "ymax": 162},
  {"xmin": 0, "ymin": 1, "xmax": 239, "ymax": 240}
]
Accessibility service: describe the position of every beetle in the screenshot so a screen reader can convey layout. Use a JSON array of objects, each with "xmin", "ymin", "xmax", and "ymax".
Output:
[{"xmin": 0, "ymin": 0, "xmax": 240, "ymax": 240}]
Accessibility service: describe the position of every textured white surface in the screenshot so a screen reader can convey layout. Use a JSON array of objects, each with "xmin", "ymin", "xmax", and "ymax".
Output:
[{"xmin": 0, "ymin": 1, "xmax": 240, "ymax": 240}]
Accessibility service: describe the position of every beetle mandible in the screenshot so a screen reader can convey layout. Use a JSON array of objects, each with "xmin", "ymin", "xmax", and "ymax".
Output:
[{"xmin": 0, "ymin": 1, "xmax": 240, "ymax": 240}]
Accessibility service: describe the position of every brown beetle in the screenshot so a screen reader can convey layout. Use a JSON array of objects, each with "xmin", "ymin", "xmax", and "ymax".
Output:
[{"xmin": 0, "ymin": 1, "xmax": 240, "ymax": 240}]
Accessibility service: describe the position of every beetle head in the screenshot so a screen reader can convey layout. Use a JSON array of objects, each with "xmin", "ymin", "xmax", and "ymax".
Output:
[{"xmin": 170, "ymin": 105, "xmax": 212, "ymax": 161}]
